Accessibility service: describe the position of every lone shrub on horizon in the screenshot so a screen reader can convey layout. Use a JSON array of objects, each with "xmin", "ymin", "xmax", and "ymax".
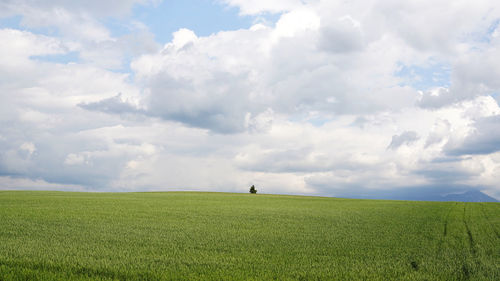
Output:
[{"xmin": 249, "ymin": 185, "xmax": 257, "ymax": 194}]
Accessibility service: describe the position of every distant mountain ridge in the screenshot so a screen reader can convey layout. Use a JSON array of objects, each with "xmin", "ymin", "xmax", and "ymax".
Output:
[
  {"xmin": 343, "ymin": 188, "xmax": 499, "ymax": 202},
  {"xmin": 441, "ymin": 190, "xmax": 498, "ymax": 202}
]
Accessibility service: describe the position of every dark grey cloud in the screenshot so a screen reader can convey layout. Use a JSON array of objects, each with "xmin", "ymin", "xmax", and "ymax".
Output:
[
  {"xmin": 76, "ymin": 76, "xmax": 255, "ymax": 134},
  {"xmin": 417, "ymin": 87, "xmax": 457, "ymax": 109},
  {"xmin": 78, "ymin": 93, "xmax": 144, "ymax": 115},
  {"xmin": 318, "ymin": 18, "xmax": 364, "ymax": 53},
  {"xmin": 429, "ymin": 156, "xmax": 469, "ymax": 163},
  {"xmin": 138, "ymin": 70, "xmax": 258, "ymax": 133},
  {"xmin": 446, "ymin": 115, "xmax": 500, "ymax": 155},
  {"xmin": 414, "ymin": 166, "xmax": 475, "ymax": 184},
  {"xmin": 387, "ymin": 131, "xmax": 419, "ymax": 150},
  {"xmin": 146, "ymin": 75, "xmax": 250, "ymax": 133}
]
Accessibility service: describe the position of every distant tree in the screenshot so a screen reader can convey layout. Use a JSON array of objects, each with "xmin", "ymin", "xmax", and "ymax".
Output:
[{"xmin": 249, "ymin": 185, "xmax": 257, "ymax": 194}]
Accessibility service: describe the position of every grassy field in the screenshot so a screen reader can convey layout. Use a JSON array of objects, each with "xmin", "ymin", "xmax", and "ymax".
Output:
[{"xmin": 0, "ymin": 191, "xmax": 499, "ymax": 280}]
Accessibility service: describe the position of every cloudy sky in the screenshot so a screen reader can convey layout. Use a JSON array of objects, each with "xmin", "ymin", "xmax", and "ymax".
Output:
[{"xmin": 1, "ymin": 0, "xmax": 500, "ymax": 199}]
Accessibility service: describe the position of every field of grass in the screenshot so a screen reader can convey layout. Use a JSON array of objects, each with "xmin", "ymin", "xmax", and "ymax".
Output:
[{"xmin": 0, "ymin": 191, "xmax": 499, "ymax": 280}]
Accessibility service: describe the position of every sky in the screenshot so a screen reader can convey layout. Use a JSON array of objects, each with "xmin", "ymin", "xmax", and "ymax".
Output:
[{"xmin": 1, "ymin": 0, "xmax": 500, "ymax": 200}]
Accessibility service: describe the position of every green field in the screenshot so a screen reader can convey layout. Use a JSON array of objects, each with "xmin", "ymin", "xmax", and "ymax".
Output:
[{"xmin": 0, "ymin": 191, "xmax": 499, "ymax": 280}]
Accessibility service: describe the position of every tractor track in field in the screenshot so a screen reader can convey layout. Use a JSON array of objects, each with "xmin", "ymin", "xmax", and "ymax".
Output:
[
  {"xmin": 461, "ymin": 204, "xmax": 484, "ymax": 281},
  {"xmin": 443, "ymin": 203, "xmax": 456, "ymax": 237},
  {"xmin": 479, "ymin": 203, "xmax": 500, "ymax": 239},
  {"xmin": 436, "ymin": 203, "xmax": 455, "ymax": 255},
  {"xmin": 436, "ymin": 203, "xmax": 477, "ymax": 280},
  {"xmin": 462, "ymin": 205, "xmax": 476, "ymax": 256}
]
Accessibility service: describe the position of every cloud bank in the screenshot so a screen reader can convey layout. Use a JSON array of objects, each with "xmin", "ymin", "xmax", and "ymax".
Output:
[{"xmin": 1, "ymin": 0, "xmax": 500, "ymax": 200}]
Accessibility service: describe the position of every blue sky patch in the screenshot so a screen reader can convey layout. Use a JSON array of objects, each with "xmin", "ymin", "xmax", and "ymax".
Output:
[
  {"xmin": 487, "ymin": 19, "xmax": 499, "ymax": 35},
  {"xmin": 395, "ymin": 62, "xmax": 451, "ymax": 91},
  {"xmin": 0, "ymin": 15, "xmax": 61, "ymax": 37},
  {"xmin": 130, "ymin": 0, "xmax": 254, "ymax": 44},
  {"xmin": 30, "ymin": 51, "xmax": 80, "ymax": 64},
  {"xmin": 0, "ymin": 15, "xmax": 22, "ymax": 30}
]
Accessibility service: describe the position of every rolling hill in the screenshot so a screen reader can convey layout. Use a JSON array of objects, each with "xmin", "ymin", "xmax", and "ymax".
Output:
[{"xmin": 0, "ymin": 191, "xmax": 498, "ymax": 280}]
